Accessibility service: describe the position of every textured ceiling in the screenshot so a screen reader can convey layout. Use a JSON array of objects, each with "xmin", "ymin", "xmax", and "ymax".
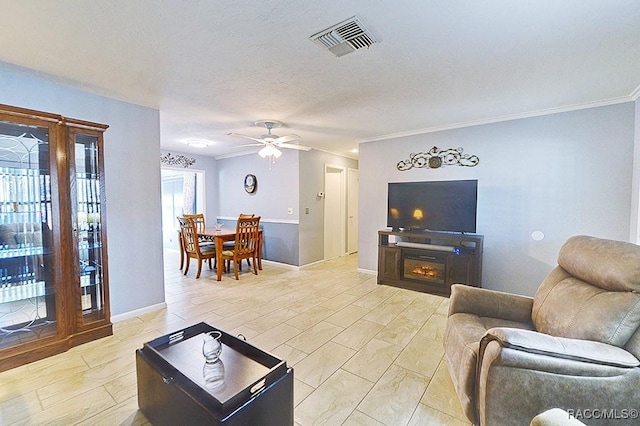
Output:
[{"xmin": 0, "ymin": 1, "xmax": 639, "ymax": 159}]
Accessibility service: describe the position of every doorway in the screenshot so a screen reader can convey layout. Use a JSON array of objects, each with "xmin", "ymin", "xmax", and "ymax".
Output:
[
  {"xmin": 323, "ymin": 165, "xmax": 360, "ymax": 260},
  {"xmin": 324, "ymin": 165, "xmax": 346, "ymax": 260},
  {"xmin": 347, "ymin": 168, "xmax": 359, "ymax": 254},
  {"xmin": 160, "ymin": 168, "xmax": 205, "ymax": 249}
]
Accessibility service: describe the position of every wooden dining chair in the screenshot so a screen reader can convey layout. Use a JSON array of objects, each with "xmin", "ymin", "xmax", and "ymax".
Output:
[
  {"xmin": 177, "ymin": 216, "xmax": 187, "ymax": 270},
  {"xmin": 180, "ymin": 217, "xmax": 217, "ymax": 279},
  {"xmin": 221, "ymin": 215, "xmax": 260, "ymax": 280},
  {"xmin": 183, "ymin": 213, "xmax": 215, "ymax": 244},
  {"xmin": 183, "ymin": 213, "xmax": 206, "ymax": 233},
  {"xmin": 222, "ymin": 213, "xmax": 256, "ymax": 270}
]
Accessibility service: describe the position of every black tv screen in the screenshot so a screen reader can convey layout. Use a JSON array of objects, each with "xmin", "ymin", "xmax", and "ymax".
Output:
[{"xmin": 387, "ymin": 180, "xmax": 477, "ymax": 233}]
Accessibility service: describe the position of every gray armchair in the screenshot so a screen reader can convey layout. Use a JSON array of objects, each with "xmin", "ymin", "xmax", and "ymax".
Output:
[{"xmin": 444, "ymin": 235, "xmax": 640, "ymax": 425}]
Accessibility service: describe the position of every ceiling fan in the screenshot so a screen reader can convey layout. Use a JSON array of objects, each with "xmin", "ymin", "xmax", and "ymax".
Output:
[{"xmin": 227, "ymin": 120, "xmax": 312, "ymax": 159}]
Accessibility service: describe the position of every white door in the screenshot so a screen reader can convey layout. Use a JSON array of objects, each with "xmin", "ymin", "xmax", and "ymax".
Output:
[
  {"xmin": 347, "ymin": 168, "xmax": 359, "ymax": 254},
  {"xmin": 324, "ymin": 165, "xmax": 345, "ymax": 260}
]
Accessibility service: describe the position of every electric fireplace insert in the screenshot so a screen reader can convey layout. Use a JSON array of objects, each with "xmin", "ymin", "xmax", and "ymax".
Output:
[{"xmin": 402, "ymin": 250, "xmax": 447, "ymax": 287}]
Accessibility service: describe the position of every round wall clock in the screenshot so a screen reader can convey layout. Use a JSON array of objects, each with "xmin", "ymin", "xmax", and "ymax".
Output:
[
  {"xmin": 428, "ymin": 156, "xmax": 442, "ymax": 168},
  {"xmin": 244, "ymin": 174, "xmax": 257, "ymax": 193}
]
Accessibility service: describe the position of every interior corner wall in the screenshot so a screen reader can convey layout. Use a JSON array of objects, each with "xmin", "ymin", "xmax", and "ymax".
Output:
[
  {"xmin": 0, "ymin": 62, "xmax": 165, "ymax": 316},
  {"xmin": 631, "ymin": 98, "xmax": 640, "ymax": 243},
  {"xmin": 359, "ymin": 102, "xmax": 636, "ymax": 297},
  {"xmin": 298, "ymin": 150, "xmax": 358, "ymax": 266},
  {"xmin": 216, "ymin": 152, "xmax": 300, "ymax": 265}
]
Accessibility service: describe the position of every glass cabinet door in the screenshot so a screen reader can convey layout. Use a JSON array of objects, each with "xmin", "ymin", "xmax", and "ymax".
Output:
[
  {"xmin": 70, "ymin": 128, "xmax": 108, "ymax": 326},
  {"xmin": 0, "ymin": 104, "xmax": 110, "ymax": 371},
  {"xmin": 0, "ymin": 118, "xmax": 58, "ymax": 349}
]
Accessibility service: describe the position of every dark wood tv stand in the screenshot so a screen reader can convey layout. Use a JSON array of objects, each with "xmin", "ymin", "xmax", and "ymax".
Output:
[{"xmin": 377, "ymin": 229, "xmax": 483, "ymax": 296}]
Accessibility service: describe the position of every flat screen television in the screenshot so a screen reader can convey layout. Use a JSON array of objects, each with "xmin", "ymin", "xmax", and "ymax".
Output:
[{"xmin": 387, "ymin": 179, "xmax": 477, "ymax": 233}]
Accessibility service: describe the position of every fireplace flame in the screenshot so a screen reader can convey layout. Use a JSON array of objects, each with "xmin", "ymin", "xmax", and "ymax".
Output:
[{"xmin": 411, "ymin": 265, "xmax": 440, "ymax": 278}]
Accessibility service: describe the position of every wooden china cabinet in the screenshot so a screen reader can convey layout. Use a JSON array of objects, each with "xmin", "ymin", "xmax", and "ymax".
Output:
[{"xmin": 0, "ymin": 104, "xmax": 112, "ymax": 372}]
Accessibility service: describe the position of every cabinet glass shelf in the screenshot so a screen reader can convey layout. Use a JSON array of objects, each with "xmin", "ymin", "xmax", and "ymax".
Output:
[{"xmin": 0, "ymin": 281, "xmax": 47, "ymax": 303}]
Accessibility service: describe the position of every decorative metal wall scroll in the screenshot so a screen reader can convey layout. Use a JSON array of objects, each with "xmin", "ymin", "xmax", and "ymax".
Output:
[
  {"xmin": 160, "ymin": 152, "xmax": 196, "ymax": 168},
  {"xmin": 396, "ymin": 146, "xmax": 479, "ymax": 171}
]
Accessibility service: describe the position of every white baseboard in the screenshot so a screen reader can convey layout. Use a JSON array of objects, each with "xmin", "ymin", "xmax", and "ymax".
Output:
[
  {"xmin": 264, "ymin": 258, "xmax": 351, "ymax": 270},
  {"xmin": 358, "ymin": 268, "xmax": 377, "ymax": 275},
  {"xmin": 298, "ymin": 259, "xmax": 327, "ymax": 269},
  {"xmin": 261, "ymin": 259, "xmax": 301, "ymax": 271},
  {"xmin": 110, "ymin": 302, "xmax": 167, "ymax": 323}
]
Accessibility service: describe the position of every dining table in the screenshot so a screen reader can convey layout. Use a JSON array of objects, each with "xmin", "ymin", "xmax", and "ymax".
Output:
[{"xmin": 201, "ymin": 226, "xmax": 263, "ymax": 281}]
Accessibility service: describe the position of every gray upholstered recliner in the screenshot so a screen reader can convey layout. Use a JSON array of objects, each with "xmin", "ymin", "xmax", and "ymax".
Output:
[{"xmin": 444, "ymin": 235, "xmax": 640, "ymax": 426}]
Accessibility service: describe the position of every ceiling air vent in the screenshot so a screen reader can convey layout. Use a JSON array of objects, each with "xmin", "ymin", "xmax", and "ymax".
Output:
[{"xmin": 310, "ymin": 16, "xmax": 378, "ymax": 57}]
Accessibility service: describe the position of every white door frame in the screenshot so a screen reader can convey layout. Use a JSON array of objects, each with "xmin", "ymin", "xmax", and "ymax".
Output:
[
  {"xmin": 347, "ymin": 167, "xmax": 359, "ymax": 254},
  {"xmin": 324, "ymin": 164, "xmax": 347, "ymax": 260}
]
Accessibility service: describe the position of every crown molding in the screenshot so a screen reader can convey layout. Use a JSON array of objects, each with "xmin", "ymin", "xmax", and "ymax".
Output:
[
  {"xmin": 357, "ymin": 95, "xmax": 635, "ymax": 144},
  {"xmin": 310, "ymin": 146, "xmax": 358, "ymax": 160},
  {"xmin": 631, "ymin": 83, "xmax": 640, "ymax": 101}
]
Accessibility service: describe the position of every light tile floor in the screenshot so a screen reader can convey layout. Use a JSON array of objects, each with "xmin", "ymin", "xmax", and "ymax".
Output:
[{"xmin": 0, "ymin": 250, "xmax": 470, "ymax": 425}]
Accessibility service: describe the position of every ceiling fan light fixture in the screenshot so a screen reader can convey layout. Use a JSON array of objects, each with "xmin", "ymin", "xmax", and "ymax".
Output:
[
  {"xmin": 228, "ymin": 119, "xmax": 310, "ymax": 161},
  {"xmin": 258, "ymin": 145, "xmax": 282, "ymax": 159}
]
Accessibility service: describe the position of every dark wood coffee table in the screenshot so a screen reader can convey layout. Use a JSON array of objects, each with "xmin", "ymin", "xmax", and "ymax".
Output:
[{"xmin": 136, "ymin": 322, "xmax": 293, "ymax": 425}]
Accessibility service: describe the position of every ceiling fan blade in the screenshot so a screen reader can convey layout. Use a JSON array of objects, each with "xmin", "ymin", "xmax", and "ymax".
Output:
[
  {"xmin": 273, "ymin": 134, "xmax": 300, "ymax": 144},
  {"xmin": 227, "ymin": 132, "xmax": 264, "ymax": 143},
  {"xmin": 278, "ymin": 142, "xmax": 312, "ymax": 151},
  {"xmin": 236, "ymin": 143, "xmax": 264, "ymax": 148}
]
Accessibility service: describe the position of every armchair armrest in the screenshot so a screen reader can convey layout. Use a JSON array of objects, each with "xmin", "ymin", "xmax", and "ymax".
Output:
[
  {"xmin": 482, "ymin": 327, "xmax": 639, "ymax": 368},
  {"xmin": 476, "ymin": 327, "xmax": 640, "ymax": 426},
  {"xmin": 448, "ymin": 284, "xmax": 534, "ymax": 325}
]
